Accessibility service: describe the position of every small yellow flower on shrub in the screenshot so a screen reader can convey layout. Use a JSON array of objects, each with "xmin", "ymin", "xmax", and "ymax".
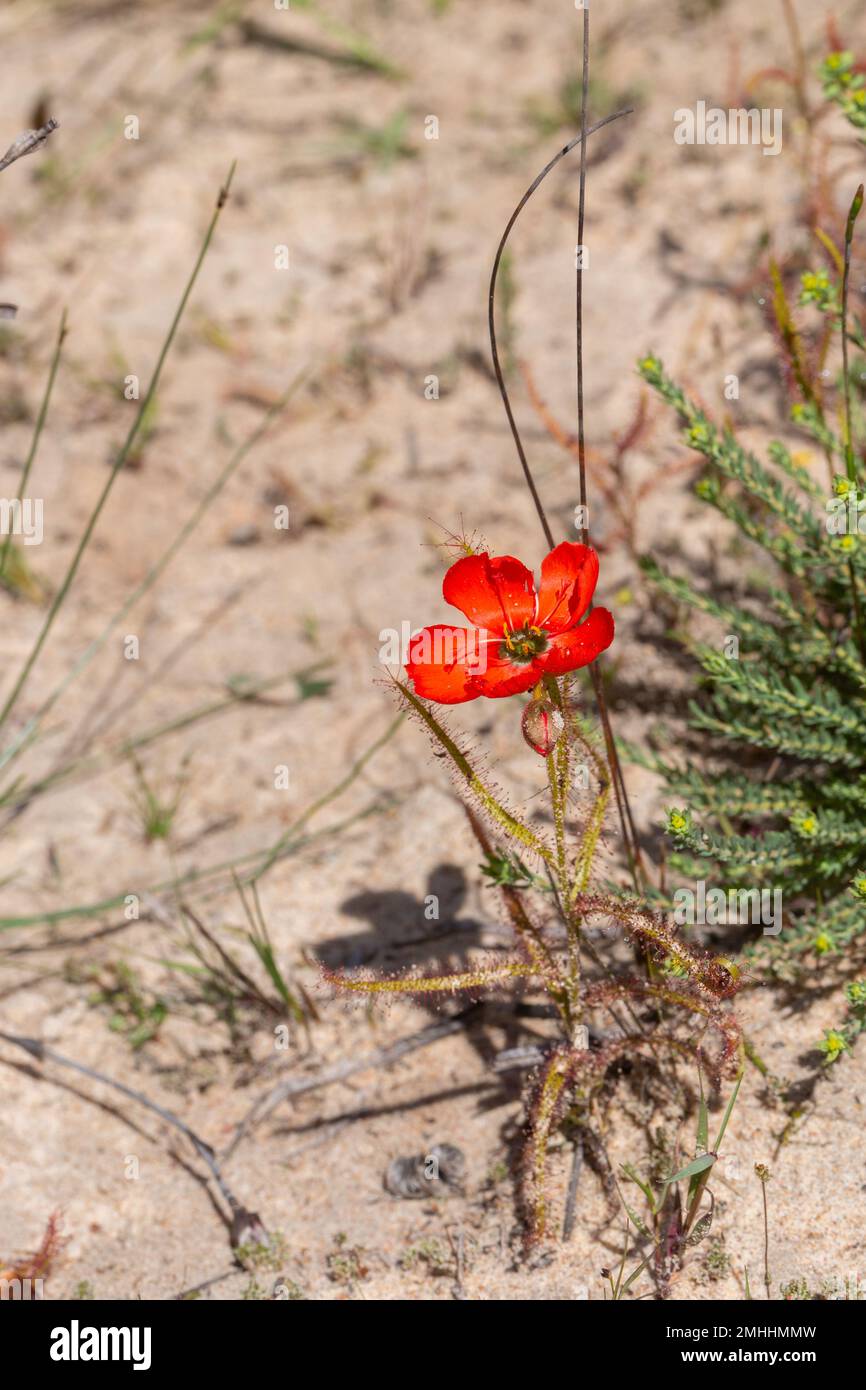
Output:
[
  {"xmin": 695, "ymin": 478, "xmax": 716, "ymax": 501},
  {"xmin": 850, "ymin": 874, "xmax": 866, "ymax": 902},
  {"xmin": 846, "ymin": 979, "xmax": 866, "ymax": 1008},
  {"xmin": 799, "ymin": 268, "xmax": 837, "ymax": 311},
  {"xmin": 818, "ymin": 1030, "xmax": 848, "ymax": 1065}
]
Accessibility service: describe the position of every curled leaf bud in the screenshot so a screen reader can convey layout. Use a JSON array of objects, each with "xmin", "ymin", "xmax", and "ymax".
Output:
[
  {"xmin": 521, "ymin": 698, "xmax": 565, "ymax": 757},
  {"xmin": 846, "ymin": 183, "xmax": 864, "ymax": 245}
]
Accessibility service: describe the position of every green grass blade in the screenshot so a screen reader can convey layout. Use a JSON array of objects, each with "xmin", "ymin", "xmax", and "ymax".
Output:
[
  {"xmin": 688, "ymin": 1065, "xmax": 710, "ymax": 1204},
  {"xmin": 249, "ymin": 712, "xmax": 404, "ymax": 883},
  {"xmin": 712, "ymin": 1069, "xmax": 744, "ymax": 1153},
  {"xmin": 0, "ymin": 165, "xmax": 236, "ymax": 734},
  {"xmin": 0, "ymin": 309, "xmax": 67, "ymax": 581},
  {"xmin": 0, "ymin": 366, "xmax": 309, "ymax": 776},
  {"xmin": 666, "ymin": 1153, "xmax": 716, "ymax": 1185}
]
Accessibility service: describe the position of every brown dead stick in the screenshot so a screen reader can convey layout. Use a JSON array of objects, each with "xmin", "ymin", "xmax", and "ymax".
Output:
[
  {"xmin": 562, "ymin": 1134, "xmax": 584, "ymax": 1242},
  {"xmin": 0, "ymin": 119, "xmax": 59, "ymax": 174},
  {"xmin": 173, "ymin": 1268, "xmax": 236, "ymax": 1301},
  {"xmin": 0, "ymin": 118, "xmax": 60, "ymax": 317},
  {"xmin": 0, "ymin": 1029, "xmax": 264, "ymax": 1247},
  {"xmin": 222, "ymin": 1004, "xmax": 483, "ymax": 1162}
]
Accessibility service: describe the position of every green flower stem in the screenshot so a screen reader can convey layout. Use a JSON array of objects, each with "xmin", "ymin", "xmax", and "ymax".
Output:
[{"xmin": 546, "ymin": 728, "xmax": 582, "ymax": 1039}]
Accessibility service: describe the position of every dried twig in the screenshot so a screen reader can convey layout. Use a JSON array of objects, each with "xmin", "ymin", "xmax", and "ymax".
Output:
[
  {"xmin": 0, "ymin": 118, "xmax": 59, "ymax": 174},
  {"xmin": 0, "ymin": 1029, "xmax": 264, "ymax": 1247},
  {"xmin": 222, "ymin": 1004, "xmax": 482, "ymax": 1161},
  {"xmin": 562, "ymin": 1134, "xmax": 584, "ymax": 1241},
  {"xmin": 173, "ymin": 1268, "xmax": 236, "ymax": 1301}
]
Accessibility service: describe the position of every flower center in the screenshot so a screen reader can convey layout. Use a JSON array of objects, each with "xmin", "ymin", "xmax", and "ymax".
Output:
[{"xmin": 500, "ymin": 624, "xmax": 549, "ymax": 665}]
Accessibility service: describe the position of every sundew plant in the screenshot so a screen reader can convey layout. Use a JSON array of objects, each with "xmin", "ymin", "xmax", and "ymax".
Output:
[
  {"xmin": 11, "ymin": 2, "xmax": 844, "ymax": 1305},
  {"xmin": 326, "ymin": 12, "xmax": 743, "ymax": 1251}
]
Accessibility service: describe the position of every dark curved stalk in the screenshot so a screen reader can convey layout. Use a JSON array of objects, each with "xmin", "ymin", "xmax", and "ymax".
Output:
[
  {"xmin": 488, "ymin": 108, "xmax": 632, "ymax": 549},
  {"xmin": 575, "ymin": 4, "xmax": 591, "ymax": 545},
  {"xmin": 487, "ymin": 101, "xmax": 645, "ymax": 887},
  {"xmin": 575, "ymin": 12, "xmax": 646, "ymax": 886}
]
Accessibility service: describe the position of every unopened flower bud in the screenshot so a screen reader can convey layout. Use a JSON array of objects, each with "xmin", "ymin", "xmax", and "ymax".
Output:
[{"xmin": 521, "ymin": 699, "xmax": 564, "ymax": 757}]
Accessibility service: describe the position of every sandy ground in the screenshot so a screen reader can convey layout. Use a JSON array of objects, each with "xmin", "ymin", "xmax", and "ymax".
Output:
[{"xmin": 1, "ymin": 0, "xmax": 865, "ymax": 1300}]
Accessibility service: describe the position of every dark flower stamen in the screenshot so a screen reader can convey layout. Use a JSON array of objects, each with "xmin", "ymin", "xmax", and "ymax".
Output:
[{"xmin": 501, "ymin": 624, "xmax": 549, "ymax": 665}]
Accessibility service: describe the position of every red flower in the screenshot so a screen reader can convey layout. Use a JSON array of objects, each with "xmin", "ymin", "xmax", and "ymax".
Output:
[{"xmin": 405, "ymin": 542, "xmax": 614, "ymax": 704}]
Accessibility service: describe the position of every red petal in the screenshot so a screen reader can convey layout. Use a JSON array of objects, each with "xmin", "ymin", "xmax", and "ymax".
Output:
[
  {"xmin": 538, "ymin": 607, "xmax": 614, "ymax": 675},
  {"xmin": 536, "ymin": 543, "xmax": 599, "ymax": 634},
  {"xmin": 443, "ymin": 553, "xmax": 536, "ymax": 634},
  {"xmin": 405, "ymin": 624, "xmax": 488, "ymax": 704},
  {"xmin": 469, "ymin": 655, "xmax": 542, "ymax": 699}
]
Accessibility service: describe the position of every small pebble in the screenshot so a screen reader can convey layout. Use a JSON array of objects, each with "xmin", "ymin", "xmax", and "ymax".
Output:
[
  {"xmin": 227, "ymin": 524, "xmax": 261, "ymax": 546},
  {"xmin": 385, "ymin": 1142, "xmax": 466, "ymax": 1199}
]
